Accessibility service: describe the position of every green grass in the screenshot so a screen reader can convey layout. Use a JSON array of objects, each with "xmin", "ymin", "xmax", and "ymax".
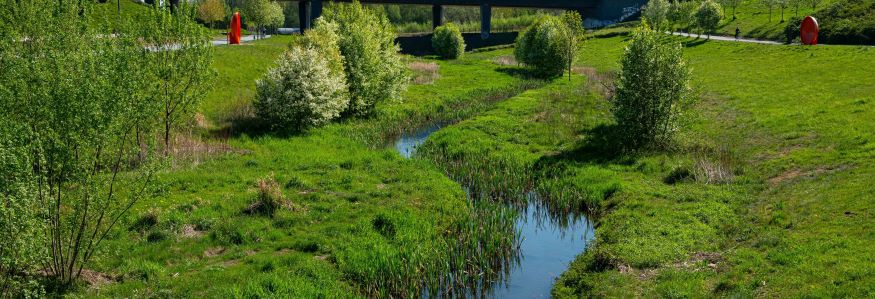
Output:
[
  {"xmin": 552, "ymin": 32, "xmax": 875, "ymax": 297},
  {"xmin": 73, "ymin": 36, "xmax": 546, "ymax": 297}
]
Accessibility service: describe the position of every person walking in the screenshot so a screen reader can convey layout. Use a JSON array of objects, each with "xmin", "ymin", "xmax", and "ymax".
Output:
[{"xmin": 735, "ymin": 26, "xmax": 741, "ymax": 39}]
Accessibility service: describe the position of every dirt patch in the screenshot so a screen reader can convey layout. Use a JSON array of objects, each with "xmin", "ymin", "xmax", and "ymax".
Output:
[
  {"xmin": 203, "ymin": 246, "xmax": 226, "ymax": 257},
  {"xmin": 80, "ymin": 269, "xmax": 116, "ymax": 288},
  {"xmin": 409, "ymin": 61, "xmax": 440, "ymax": 85},
  {"xmin": 492, "ymin": 55, "xmax": 517, "ymax": 66},
  {"xmin": 768, "ymin": 165, "xmax": 850, "ymax": 186},
  {"xmin": 180, "ymin": 224, "xmax": 204, "ymax": 239},
  {"xmin": 574, "ymin": 67, "xmax": 616, "ymax": 98}
]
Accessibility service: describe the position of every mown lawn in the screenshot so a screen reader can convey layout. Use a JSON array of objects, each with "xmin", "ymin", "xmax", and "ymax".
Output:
[{"xmin": 78, "ymin": 38, "xmax": 541, "ymax": 297}]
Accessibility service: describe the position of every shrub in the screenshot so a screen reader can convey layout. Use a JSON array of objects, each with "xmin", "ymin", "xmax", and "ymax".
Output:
[
  {"xmin": 514, "ymin": 16, "xmax": 573, "ymax": 78},
  {"xmin": 1, "ymin": 0, "xmax": 164, "ymax": 286},
  {"xmin": 812, "ymin": 0, "xmax": 875, "ymax": 45},
  {"xmin": 322, "ymin": 1, "xmax": 410, "ymax": 116},
  {"xmin": 432, "ymin": 23, "xmax": 465, "ymax": 59},
  {"xmin": 246, "ymin": 176, "xmax": 287, "ymax": 217},
  {"xmin": 613, "ymin": 22, "xmax": 692, "ymax": 150},
  {"xmin": 254, "ymin": 45, "xmax": 349, "ymax": 131}
]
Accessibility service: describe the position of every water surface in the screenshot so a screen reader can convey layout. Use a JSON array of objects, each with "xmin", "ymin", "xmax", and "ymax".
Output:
[{"xmin": 395, "ymin": 125, "xmax": 595, "ymax": 298}]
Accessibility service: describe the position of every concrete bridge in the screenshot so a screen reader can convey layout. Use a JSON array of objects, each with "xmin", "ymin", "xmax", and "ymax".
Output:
[{"xmin": 292, "ymin": 0, "xmax": 646, "ymax": 37}]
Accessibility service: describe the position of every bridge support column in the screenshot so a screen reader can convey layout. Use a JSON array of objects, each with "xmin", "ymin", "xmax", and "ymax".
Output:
[
  {"xmin": 311, "ymin": 0, "xmax": 323, "ymax": 22},
  {"xmin": 480, "ymin": 4, "xmax": 491, "ymax": 39},
  {"xmin": 298, "ymin": 1, "xmax": 311, "ymax": 32},
  {"xmin": 432, "ymin": 5, "xmax": 444, "ymax": 29}
]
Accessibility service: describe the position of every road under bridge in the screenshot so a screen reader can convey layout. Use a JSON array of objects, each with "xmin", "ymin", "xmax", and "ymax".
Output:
[{"xmin": 289, "ymin": 0, "xmax": 646, "ymax": 37}]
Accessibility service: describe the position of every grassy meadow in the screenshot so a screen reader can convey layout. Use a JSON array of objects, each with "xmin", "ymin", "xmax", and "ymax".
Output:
[
  {"xmin": 414, "ymin": 31, "xmax": 874, "ymax": 296},
  {"xmin": 72, "ymin": 34, "xmax": 553, "ymax": 297},
  {"xmin": 51, "ymin": 2, "xmax": 873, "ymax": 296}
]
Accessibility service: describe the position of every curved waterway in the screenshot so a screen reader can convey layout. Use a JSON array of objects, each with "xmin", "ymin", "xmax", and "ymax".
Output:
[{"xmin": 395, "ymin": 124, "xmax": 595, "ymax": 298}]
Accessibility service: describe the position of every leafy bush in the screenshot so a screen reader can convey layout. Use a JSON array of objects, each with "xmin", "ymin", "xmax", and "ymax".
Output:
[
  {"xmin": 514, "ymin": 16, "xmax": 573, "ymax": 78},
  {"xmin": 0, "ymin": 0, "xmax": 168, "ymax": 287},
  {"xmin": 811, "ymin": 0, "xmax": 875, "ymax": 45},
  {"xmin": 254, "ymin": 46, "xmax": 349, "ymax": 131},
  {"xmin": 613, "ymin": 22, "xmax": 692, "ymax": 150},
  {"xmin": 0, "ymin": 123, "xmax": 45, "ymax": 298},
  {"xmin": 322, "ymin": 1, "xmax": 410, "ymax": 116},
  {"xmin": 432, "ymin": 23, "xmax": 465, "ymax": 59}
]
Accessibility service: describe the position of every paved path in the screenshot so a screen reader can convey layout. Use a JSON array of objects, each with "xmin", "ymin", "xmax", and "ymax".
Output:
[
  {"xmin": 211, "ymin": 35, "xmax": 272, "ymax": 46},
  {"xmin": 670, "ymin": 31, "xmax": 782, "ymax": 45}
]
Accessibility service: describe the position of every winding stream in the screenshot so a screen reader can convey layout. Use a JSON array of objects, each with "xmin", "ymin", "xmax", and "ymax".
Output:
[{"xmin": 395, "ymin": 125, "xmax": 595, "ymax": 298}]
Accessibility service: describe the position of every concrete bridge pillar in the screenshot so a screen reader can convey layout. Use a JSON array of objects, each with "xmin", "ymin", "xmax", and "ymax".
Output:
[
  {"xmin": 480, "ymin": 4, "xmax": 491, "ymax": 39},
  {"xmin": 298, "ymin": 1, "xmax": 311, "ymax": 30},
  {"xmin": 432, "ymin": 5, "xmax": 444, "ymax": 29},
  {"xmin": 299, "ymin": 0, "xmax": 323, "ymax": 32}
]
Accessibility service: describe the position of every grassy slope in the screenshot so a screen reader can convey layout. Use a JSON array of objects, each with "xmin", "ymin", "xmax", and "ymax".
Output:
[
  {"xmin": 555, "ymin": 35, "xmax": 875, "ymax": 296},
  {"xmin": 706, "ymin": 0, "xmax": 841, "ymax": 40},
  {"xmin": 80, "ymin": 38, "xmax": 536, "ymax": 297}
]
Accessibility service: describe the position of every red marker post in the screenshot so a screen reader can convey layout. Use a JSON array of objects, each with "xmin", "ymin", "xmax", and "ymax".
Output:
[
  {"xmin": 228, "ymin": 12, "xmax": 242, "ymax": 45},
  {"xmin": 800, "ymin": 16, "xmax": 819, "ymax": 45}
]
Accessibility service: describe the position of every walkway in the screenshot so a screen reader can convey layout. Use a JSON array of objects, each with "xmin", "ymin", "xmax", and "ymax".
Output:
[
  {"xmin": 211, "ymin": 35, "xmax": 271, "ymax": 46},
  {"xmin": 671, "ymin": 31, "xmax": 782, "ymax": 45}
]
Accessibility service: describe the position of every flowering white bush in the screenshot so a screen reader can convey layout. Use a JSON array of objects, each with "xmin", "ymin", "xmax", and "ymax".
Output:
[
  {"xmin": 322, "ymin": 2, "xmax": 409, "ymax": 116},
  {"xmin": 254, "ymin": 46, "xmax": 349, "ymax": 131}
]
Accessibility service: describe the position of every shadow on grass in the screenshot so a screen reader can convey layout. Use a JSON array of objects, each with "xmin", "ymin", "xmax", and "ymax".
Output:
[
  {"xmin": 496, "ymin": 66, "xmax": 558, "ymax": 80},
  {"xmin": 535, "ymin": 124, "xmax": 630, "ymax": 169},
  {"xmin": 209, "ymin": 115, "xmax": 310, "ymax": 140}
]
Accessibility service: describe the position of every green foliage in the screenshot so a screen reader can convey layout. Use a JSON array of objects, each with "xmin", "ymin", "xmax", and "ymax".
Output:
[
  {"xmin": 139, "ymin": 3, "xmax": 215, "ymax": 151},
  {"xmin": 432, "ymin": 23, "xmax": 465, "ymax": 59},
  {"xmin": 613, "ymin": 22, "xmax": 692, "ymax": 150},
  {"xmin": 668, "ymin": 0, "xmax": 698, "ymax": 31},
  {"xmin": 254, "ymin": 44, "xmax": 348, "ymax": 131},
  {"xmin": 514, "ymin": 16, "xmax": 574, "ymax": 78},
  {"xmin": 322, "ymin": 1, "xmax": 410, "ymax": 116},
  {"xmin": 0, "ymin": 123, "xmax": 45, "ymax": 298},
  {"xmin": 0, "ymin": 0, "xmax": 164, "ymax": 287},
  {"xmin": 812, "ymin": 0, "xmax": 875, "ymax": 45},
  {"xmin": 643, "ymin": 0, "xmax": 671, "ymax": 31},
  {"xmin": 696, "ymin": 0, "xmax": 725, "ymax": 37}
]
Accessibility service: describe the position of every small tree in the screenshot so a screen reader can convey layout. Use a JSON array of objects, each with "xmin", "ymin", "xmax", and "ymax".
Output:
[
  {"xmin": 142, "ymin": 4, "xmax": 215, "ymax": 154},
  {"xmin": 669, "ymin": 1, "xmax": 697, "ymax": 32},
  {"xmin": 696, "ymin": 0, "xmax": 724, "ymax": 38},
  {"xmin": 322, "ymin": 1, "xmax": 409, "ymax": 116},
  {"xmin": 243, "ymin": 0, "xmax": 271, "ymax": 38},
  {"xmin": 643, "ymin": 0, "xmax": 671, "ymax": 31},
  {"xmin": 514, "ymin": 15, "xmax": 573, "ymax": 78},
  {"xmin": 561, "ymin": 10, "xmax": 585, "ymax": 81},
  {"xmin": 613, "ymin": 21, "xmax": 692, "ymax": 150},
  {"xmin": 264, "ymin": 1, "xmax": 285, "ymax": 34},
  {"xmin": 726, "ymin": 0, "xmax": 743, "ymax": 20},
  {"xmin": 762, "ymin": 0, "xmax": 778, "ymax": 22},
  {"xmin": 777, "ymin": 0, "xmax": 789, "ymax": 21},
  {"xmin": 197, "ymin": 0, "xmax": 225, "ymax": 29},
  {"xmin": 432, "ymin": 23, "xmax": 466, "ymax": 59},
  {"xmin": 808, "ymin": 0, "xmax": 823, "ymax": 9}
]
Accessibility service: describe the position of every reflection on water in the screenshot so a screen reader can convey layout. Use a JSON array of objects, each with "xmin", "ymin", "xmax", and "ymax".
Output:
[{"xmin": 396, "ymin": 125, "xmax": 595, "ymax": 298}]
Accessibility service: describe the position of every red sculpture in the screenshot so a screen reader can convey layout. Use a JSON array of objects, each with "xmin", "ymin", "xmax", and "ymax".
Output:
[
  {"xmin": 229, "ymin": 12, "xmax": 242, "ymax": 45},
  {"xmin": 800, "ymin": 16, "xmax": 819, "ymax": 45}
]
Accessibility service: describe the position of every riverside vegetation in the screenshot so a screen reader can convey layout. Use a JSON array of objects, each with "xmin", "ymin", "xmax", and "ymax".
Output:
[{"xmin": 2, "ymin": 0, "xmax": 873, "ymax": 298}]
